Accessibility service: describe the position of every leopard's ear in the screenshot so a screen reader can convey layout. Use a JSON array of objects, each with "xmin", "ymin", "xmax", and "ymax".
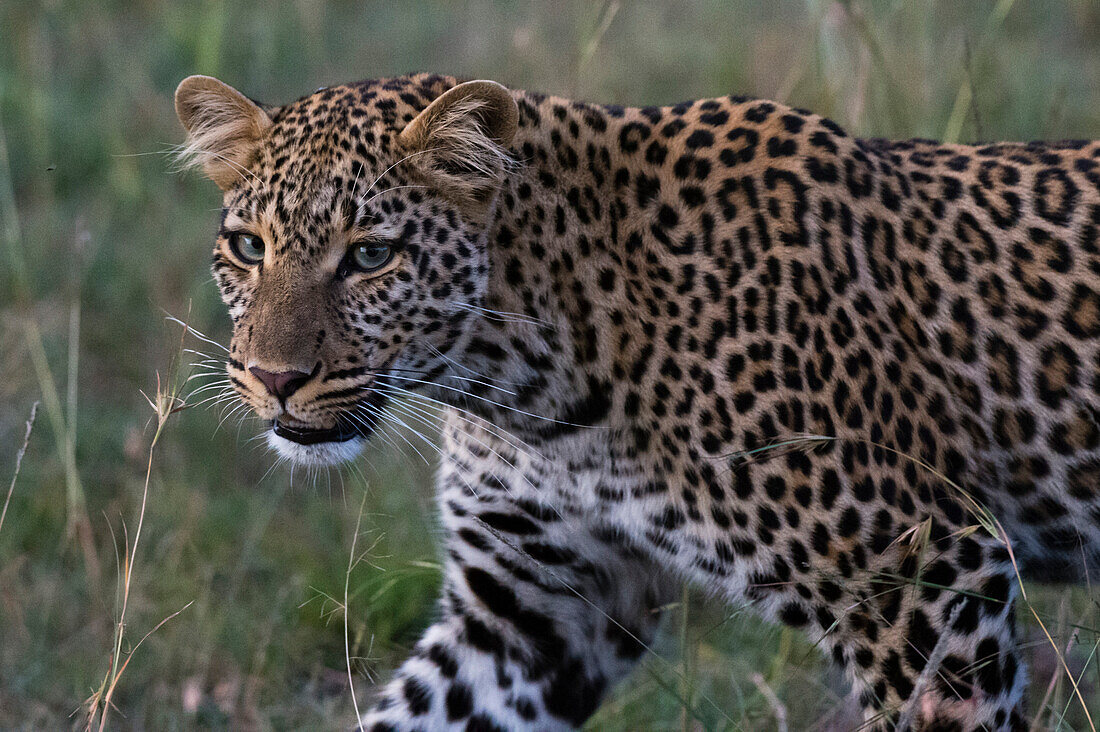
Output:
[
  {"xmin": 398, "ymin": 80, "xmax": 518, "ymax": 213},
  {"xmin": 174, "ymin": 75, "xmax": 272, "ymax": 190}
]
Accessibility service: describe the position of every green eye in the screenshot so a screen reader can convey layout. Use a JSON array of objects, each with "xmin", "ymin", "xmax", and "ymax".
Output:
[
  {"xmin": 350, "ymin": 241, "xmax": 393, "ymax": 272},
  {"xmin": 228, "ymin": 232, "xmax": 264, "ymax": 265}
]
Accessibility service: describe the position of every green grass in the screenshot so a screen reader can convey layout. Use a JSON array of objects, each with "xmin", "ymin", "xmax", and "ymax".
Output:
[{"xmin": 2, "ymin": 0, "xmax": 1100, "ymax": 728}]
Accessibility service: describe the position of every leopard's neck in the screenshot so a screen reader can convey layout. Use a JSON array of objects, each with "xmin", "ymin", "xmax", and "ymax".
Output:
[{"xmin": 442, "ymin": 92, "xmax": 639, "ymax": 445}]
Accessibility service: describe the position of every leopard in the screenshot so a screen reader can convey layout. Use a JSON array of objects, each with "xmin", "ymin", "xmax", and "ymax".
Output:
[{"xmin": 174, "ymin": 71, "xmax": 1100, "ymax": 731}]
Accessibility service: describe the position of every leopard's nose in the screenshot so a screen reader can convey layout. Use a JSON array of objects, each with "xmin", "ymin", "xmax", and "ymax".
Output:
[{"xmin": 249, "ymin": 366, "xmax": 314, "ymax": 400}]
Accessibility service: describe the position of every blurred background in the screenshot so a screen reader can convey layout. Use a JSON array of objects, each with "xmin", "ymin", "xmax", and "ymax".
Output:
[{"xmin": 2, "ymin": 1, "xmax": 1099, "ymax": 729}]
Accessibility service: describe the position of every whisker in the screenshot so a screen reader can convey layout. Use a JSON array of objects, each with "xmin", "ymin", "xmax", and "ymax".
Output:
[
  {"xmin": 355, "ymin": 402, "xmax": 434, "ymax": 466},
  {"xmin": 186, "ymin": 380, "xmax": 235, "ymax": 397},
  {"xmin": 186, "ymin": 354, "xmax": 227, "ymax": 362},
  {"xmin": 190, "ymin": 391, "xmax": 240, "ymax": 412},
  {"xmin": 322, "ymin": 361, "xmax": 520, "ymax": 393},
  {"xmin": 343, "ymin": 408, "xmax": 410, "ymax": 461},
  {"xmin": 184, "ymin": 362, "xmax": 228, "ymax": 374},
  {"xmin": 373, "ymin": 373, "xmax": 599, "ymax": 429},
  {"xmin": 187, "ymin": 381, "xmax": 234, "ymax": 398},
  {"xmin": 421, "ymin": 340, "xmax": 528, "ymax": 388},
  {"xmin": 214, "ymin": 401, "xmax": 251, "ymax": 435},
  {"xmin": 173, "ymin": 142, "xmax": 263, "ymax": 189},
  {"xmin": 449, "ymin": 301, "xmax": 553, "ymax": 329},
  {"xmin": 385, "ymin": 398, "xmax": 565, "ymax": 521},
  {"xmin": 359, "ymin": 148, "xmax": 441, "ymax": 198},
  {"xmin": 386, "ymin": 395, "xmax": 548, "ymax": 482},
  {"xmin": 234, "ymin": 409, "xmax": 258, "ymax": 442},
  {"xmin": 183, "ymin": 348, "xmax": 228, "ymax": 361},
  {"xmin": 355, "ymin": 147, "xmax": 445, "ymax": 222},
  {"xmin": 369, "ymin": 384, "xmax": 551, "ymax": 466},
  {"xmin": 257, "ymin": 453, "xmax": 288, "ymax": 485},
  {"xmin": 184, "ymin": 362, "xmax": 228, "ymax": 372},
  {"xmin": 351, "ymin": 396, "xmax": 437, "ymax": 465},
  {"xmin": 184, "ymin": 375, "xmax": 230, "ymax": 389}
]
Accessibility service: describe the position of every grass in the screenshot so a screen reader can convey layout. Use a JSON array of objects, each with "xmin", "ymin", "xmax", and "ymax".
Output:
[
  {"xmin": 2, "ymin": 0, "xmax": 1100, "ymax": 729},
  {"xmin": 0, "ymin": 401, "xmax": 37, "ymax": 539},
  {"xmin": 84, "ymin": 327, "xmax": 194, "ymax": 730}
]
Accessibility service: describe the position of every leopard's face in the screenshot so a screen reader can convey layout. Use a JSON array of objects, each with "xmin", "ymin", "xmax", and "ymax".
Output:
[
  {"xmin": 176, "ymin": 74, "xmax": 518, "ymax": 465},
  {"xmin": 213, "ymin": 158, "xmax": 490, "ymax": 466}
]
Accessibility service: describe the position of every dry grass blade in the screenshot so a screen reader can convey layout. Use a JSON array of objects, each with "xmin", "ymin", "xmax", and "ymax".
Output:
[
  {"xmin": 0, "ymin": 401, "xmax": 39, "ymax": 538},
  {"xmin": 571, "ymin": 0, "xmax": 620, "ymax": 96},
  {"xmin": 23, "ymin": 318, "xmax": 99, "ymax": 580},
  {"xmin": 83, "ymin": 323, "xmax": 193, "ymax": 731}
]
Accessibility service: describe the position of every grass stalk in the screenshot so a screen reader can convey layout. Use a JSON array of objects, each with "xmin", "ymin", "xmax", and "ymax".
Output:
[
  {"xmin": 998, "ymin": 528, "xmax": 1097, "ymax": 732},
  {"xmin": 725, "ymin": 433, "xmax": 1098, "ymax": 729},
  {"xmin": 0, "ymin": 401, "xmax": 39, "ymax": 539},
  {"xmin": 750, "ymin": 673, "xmax": 788, "ymax": 732},
  {"xmin": 23, "ymin": 316, "xmax": 100, "ymax": 582},
  {"xmin": 1030, "ymin": 604, "xmax": 1078, "ymax": 732},
  {"xmin": 571, "ymin": 0, "xmax": 620, "ymax": 98},
  {"xmin": 83, "ymin": 328, "xmax": 192, "ymax": 731}
]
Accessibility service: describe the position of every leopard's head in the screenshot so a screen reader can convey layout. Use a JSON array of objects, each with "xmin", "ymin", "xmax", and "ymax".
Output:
[{"xmin": 174, "ymin": 74, "xmax": 518, "ymax": 465}]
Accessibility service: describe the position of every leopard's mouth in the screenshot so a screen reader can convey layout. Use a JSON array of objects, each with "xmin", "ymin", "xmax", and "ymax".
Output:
[
  {"xmin": 271, "ymin": 390, "xmax": 389, "ymax": 445},
  {"xmin": 272, "ymin": 417, "xmax": 362, "ymax": 445},
  {"xmin": 264, "ymin": 392, "xmax": 388, "ymax": 466}
]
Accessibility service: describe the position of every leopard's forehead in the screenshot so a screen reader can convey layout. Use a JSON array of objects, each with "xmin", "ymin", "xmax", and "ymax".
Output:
[
  {"xmin": 224, "ymin": 74, "xmax": 461, "ymax": 258},
  {"xmin": 265, "ymin": 73, "xmax": 457, "ymax": 156}
]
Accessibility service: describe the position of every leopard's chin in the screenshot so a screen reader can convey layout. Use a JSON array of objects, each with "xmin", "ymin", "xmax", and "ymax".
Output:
[
  {"xmin": 265, "ymin": 426, "xmax": 367, "ymax": 466},
  {"xmin": 266, "ymin": 415, "xmax": 373, "ymax": 466}
]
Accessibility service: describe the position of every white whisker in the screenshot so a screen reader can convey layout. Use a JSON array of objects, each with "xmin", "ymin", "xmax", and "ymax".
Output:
[
  {"xmin": 374, "ymin": 373, "xmax": 599, "ymax": 429},
  {"xmin": 450, "ymin": 301, "xmax": 553, "ymax": 329},
  {"xmin": 421, "ymin": 340, "xmax": 527, "ymax": 388},
  {"xmin": 385, "ymin": 398, "xmax": 565, "ymax": 521},
  {"xmin": 356, "ymin": 402, "xmax": 434, "ymax": 466},
  {"xmin": 369, "ymin": 383, "xmax": 551, "ymax": 466}
]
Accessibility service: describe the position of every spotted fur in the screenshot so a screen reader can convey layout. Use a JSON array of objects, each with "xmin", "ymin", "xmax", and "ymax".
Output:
[{"xmin": 174, "ymin": 72, "xmax": 1100, "ymax": 730}]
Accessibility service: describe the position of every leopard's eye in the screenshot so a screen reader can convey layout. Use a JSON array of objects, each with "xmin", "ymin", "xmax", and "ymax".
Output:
[
  {"xmin": 349, "ymin": 241, "xmax": 393, "ymax": 273},
  {"xmin": 227, "ymin": 232, "xmax": 265, "ymax": 265}
]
